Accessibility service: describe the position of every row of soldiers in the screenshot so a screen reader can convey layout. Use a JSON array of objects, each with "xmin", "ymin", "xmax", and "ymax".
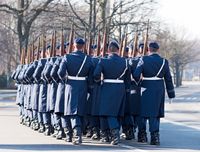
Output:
[{"xmin": 11, "ymin": 27, "xmax": 175, "ymax": 146}]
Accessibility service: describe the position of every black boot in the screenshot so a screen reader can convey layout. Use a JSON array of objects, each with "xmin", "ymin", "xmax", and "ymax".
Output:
[
  {"xmin": 110, "ymin": 129, "xmax": 120, "ymax": 145},
  {"xmin": 44, "ymin": 124, "xmax": 52, "ymax": 136},
  {"xmin": 125, "ymin": 126, "xmax": 135, "ymax": 140},
  {"xmin": 91, "ymin": 127, "xmax": 100, "ymax": 140},
  {"xmin": 138, "ymin": 130, "xmax": 148, "ymax": 143},
  {"xmin": 150, "ymin": 132, "xmax": 160, "ymax": 145},
  {"xmin": 64, "ymin": 127, "xmax": 72, "ymax": 142},
  {"xmin": 100, "ymin": 130, "xmax": 110, "ymax": 143},
  {"xmin": 85, "ymin": 127, "xmax": 93, "ymax": 138},
  {"xmin": 33, "ymin": 120, "xmax": 39, "ymax": 131},
  {"xmin": 51, "ymin": 125, "xmax": 59, "ymax": 138},
  {"xmin": 72, "ymin": 127, "xmax": 82, "ymax": 145},
  {"xmin": 25, "ymin": 117, "xmax": 31, "ymax": 127},
  {"xmin": 38, "ymin": 123, "xmax": 45, "ymax": 133},
  {"xmin": 56, "ymin": 126, "xmax": 65, "ymax": 140},
  {"xmin": 19, "ymin": 115, "xmax": 24, "ymax": 124}
]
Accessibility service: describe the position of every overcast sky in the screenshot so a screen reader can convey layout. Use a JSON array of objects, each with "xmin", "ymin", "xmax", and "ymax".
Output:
[{"xmin": 157, "ymin": 0, "xmax": 200, "ymax": 39}]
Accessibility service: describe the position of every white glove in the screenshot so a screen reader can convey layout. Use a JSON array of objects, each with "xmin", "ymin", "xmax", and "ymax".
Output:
[{"xmin": 169, "ymin": 98, "xmax": 173, "ymax": 104}]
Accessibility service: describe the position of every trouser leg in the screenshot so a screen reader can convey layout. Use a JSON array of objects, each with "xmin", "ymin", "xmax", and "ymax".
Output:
[
  {"xmin": 149, "ymin": 117, "xmax": 160, "ymax": 145},
  {"xmin": 137, "ymin": 117, "xmax": 148, "ymax": 143},
  {"xmin": 107, "ymin": 116, "xmax": 120, "ymax": 145},
  {"xmin": 70, "ymin": 115, "xmax": 82, "ymax": 145}
]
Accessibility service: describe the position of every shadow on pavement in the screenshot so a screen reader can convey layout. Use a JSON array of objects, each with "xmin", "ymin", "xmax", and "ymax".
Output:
[
  {"xmin": 0, "ymin": 144, "xmax": 127, "ymax": 151},
  {"xmin": 120, "ymin": 121, "xmax": 200, "ymax": 151}
]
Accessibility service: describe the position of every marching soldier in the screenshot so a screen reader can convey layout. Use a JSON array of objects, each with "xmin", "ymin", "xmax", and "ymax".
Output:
[
  {"xmin": 133, "ymin": 41, "xmax": 175, "ymax": 145},
  {"xmin": 121, "ymin": 46, "xmax": 135, "ymax": 140},
  {"xmin": 24, "ymin": 54, "xmax": 40, "ymax": 130},
  {"xmin": 17, "ymin": 56, "xmax": 29, "ymax": 126},
  {"xmin": 58, "ymin": 38, "xmax": 93, "ymax": 145},
  {"xmin": 86, "ymin": 44, "xmax": 101, "ymax": 140},
  {"xmin": 33, "ymin": 45, "xmax": 49, "ymax": 134},
  {"xmin": 51, "ymin": 43, "xmax": 71, "ymax": 141},
  {"xmin": 93, "ymin": 41, "xmax": 130, "ymax": 145},
  {"xmin": 128, "ymin": 43, "xmax": 144, "ymax": 141},
  {"xmin": 12, "ymin": 63, "xmax": 24, "ymax": 123}
]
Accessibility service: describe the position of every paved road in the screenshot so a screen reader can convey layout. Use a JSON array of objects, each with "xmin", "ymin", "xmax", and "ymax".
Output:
[{"xmin": 0, "ymin": 81, "xmax": 200, "ymax": 152}]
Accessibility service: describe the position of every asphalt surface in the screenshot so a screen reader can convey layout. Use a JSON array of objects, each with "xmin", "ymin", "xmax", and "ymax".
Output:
[{"xmin": 0, "ymin": 81, "xmax": 200, "ymax": 152}]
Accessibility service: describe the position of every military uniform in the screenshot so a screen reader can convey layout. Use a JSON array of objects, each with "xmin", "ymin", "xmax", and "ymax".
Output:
[
  {"xmin": 12, "ymin": 64, "xmax": 24, "ymax": 123},
  {"xmin": 133, "ymin": 42, "xmax": 175, "ymax": 145},
  {"xmin": 121, "ymin": 47, "xmax": 135, "ymax": 140},
  {"xmin": 33, "ymin": 58, "xmax": 48, "ymax": 133},
  {"xmin": 93, "ymin": 41, "xmax": 130, "ymax": 145},
  {"xmin": 51, "ymin": 55, "xmax": 72, "ymax": 141},
  {"xmin": 24, "ymin": 60, "xmax": 40, "ymax": 130},
  {"xmin": 58, "ymin": 38, "xmax": 93, "ymax": 145}
]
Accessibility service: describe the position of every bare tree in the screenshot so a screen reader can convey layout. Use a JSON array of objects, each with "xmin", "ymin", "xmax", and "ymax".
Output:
[
  {"xmin": 0, "ymin": 0, "xmax": 55, "ymax": 57},
  {"xmin": 154, "ymin": 26, "xmax": 200, "ymax": 87}
]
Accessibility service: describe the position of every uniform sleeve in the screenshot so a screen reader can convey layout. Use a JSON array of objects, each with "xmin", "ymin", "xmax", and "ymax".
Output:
[
  {"xmin": 44, "ymin": 62, "xmax": 53, "ymax": 82},
  {"xmin": 17, "ymin": 68, "xmax": 25, "ymax": 82},
  {"xmin": 57, "ymin": 57, "xmax": 67, "ymax": 80},
  {"xmin": 24, "ymin": 63, "xmax": 35, "ymax": 80},
  {"xmin": 50, "ymin": 60, "xmax": 60, "ymax": 82},
  {"xmin": 87, "ymin": 58, "xmax": 95, "ymax": 87},
  {"xmin": 11, "ymin": 70, "xmax": 16, "ymax": 80},
  {"xmin": 124, "ymin": 63, "xmax": 131, "ymax": 91},
  {"xmin": 33, "ymin": 61, "xmax": 43, "ymax": 82},
  {"xmin": 93, "ymin": 59, "xmax": 103, "ymax": 82},
  {"xmin": 14, "ymin": 68, "xmax": 21, "ymax": 81},
  {"xmin": 164, "ymin": 60, "xmax": 175, "ymax": 98},
  {"xmin": 133, "ymin": 57, "xmax": 144, "ymax": 82}
]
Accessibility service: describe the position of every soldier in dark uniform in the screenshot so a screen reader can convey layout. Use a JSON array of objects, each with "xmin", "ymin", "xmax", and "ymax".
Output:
[
  {"xmin": 24, "ymin": 55, "xmax": 40, "ymax": 130},
  {"xmin": 58, "ymin": 38, "xmax": 93, "ymax": 145},
  {"xmin": 40, "ymin": 46, "xmax": 53, "ymax": 136},
  {"xmin": 33, "ymin": 48, "xmax": 49, "ymax": 134},
  {"xmin": 51, "ymin": 43, "xmax": 73, "ymax": 142},
  {"xmin": 24, "ymin": 58, "xmax": 34, "ymax": 127},
  {"xmin": 11, "ymin": 64, "xmax": 24, "ymax": 123},
  {"xmin": 17, "ymin": 57, "xmax": 29, "ymax": 126},
  {"xmin": 85, "ymin": 44, "xmax": 101, "ymax": 140},
  {"xmin": 121, "ymin": 47, "xmax": 135, "ymax": 140},
  {"xmin": 128, "ymin": 43, "xmax": 144, "ymax": 141},
  {"xmin": 133, "ymin": 41, "xmax": 175, "ymax": 145},
  {"xmin": 93, "ymin": 41, "xmax": 130, "ymax": 145}
]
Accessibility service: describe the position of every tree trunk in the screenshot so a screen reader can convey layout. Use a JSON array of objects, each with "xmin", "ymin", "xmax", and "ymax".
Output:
[
  {"xmin": 92, "ymin": 0, "xmax": 97, "ymax": 40},
  {"xmin": 175, "ymin": 60, "xmax": 181, "ymax": 87},
  {"xmin": 118, "ymin": 0, "xmax": 122, "ymax": 42},
  {"xmin": 100, "ymin": 0, "xmax": 107, "ymax": 30}
]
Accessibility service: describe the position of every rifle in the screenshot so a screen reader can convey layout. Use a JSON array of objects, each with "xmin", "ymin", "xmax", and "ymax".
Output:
[
  {"xmin": 67, "ymin": 24, "xmax": 74, "ymax": 54},
  {"xmin": 121, "ymin": 33, "xmax": 127, "ymax": 57},
  {"xmin": 42, "ymin": 34, "xmax": 46, "ymax": 58},
  {"xmin": 101, "ymin": 28, "xmax": 107, "ymax": 57},
  {"xmin": 84, "ymin": 31, "xmax": 87, "ymax": 54},
  {"xmin": 143, "ymin": 19, "xmax": 150, "ymax": 55},
  {"xmin": 60, "ymin": 28, "xmax": 65, "ymax": 56},
  {"xmin": 50, "ymin": 32, "xmax": 54, "ymax": 57},
  {"xmin": 97, "ymin": 28, "xmax": 101, "ymax": 56},
  {"xmin": 31, "ymin": 40, "xmax": 35, "ymax": 62},
  {"xmin": 87, "ymin": 32, "xmax": 92, "ymax": 55},
  {"xmin": 132, "ymin": 30, "xmax": 138, "ymax": 57},
  {"xmin": 36, "ymin": 37, "xmax": 40, "ymax": 60},
  {"xmin": 27, "ymin": 46, "xmax": 31, "ymax": 64},
  {"xmin": 119, "ymin": 35, "xmax": 124, "ymax": 56},
  {"xmin": 20, "ymin": 48, "xmax": 25, "ymax": 64},
  {"xmin": 53, "ymin": 31, "xmax": 57, "ymax": 57}
]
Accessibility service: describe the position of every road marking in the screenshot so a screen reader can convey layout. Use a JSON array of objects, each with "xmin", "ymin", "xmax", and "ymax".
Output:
[
  {"xmin": 167, "ymin": 97, "xmax": 199, "ymax": 101},
  {"xmin": 119, "ymin": 143, "xmax": 150, "ymax": 152},
  {"xmin": 162, "ymin": 119, "xmax": 200, "ymax": 131}
]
